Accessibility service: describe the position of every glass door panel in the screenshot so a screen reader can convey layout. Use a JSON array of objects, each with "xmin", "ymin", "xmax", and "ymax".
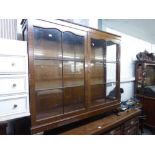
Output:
[
  {"xmin": 106, "ymin": 41, "xmax": 118, "ymax": 102},
  {"xmin": 90, "ymin": 61, "xmax": 104, "ymax": 85},
  {"xmin": 63, "ymin": 61, "xmax": 84, "ymax": 87},
  {"xmin": 62, "ymin": 31, "xmax": 85, "ymax": 113},
  {"xmin": 91, "ymin": 84, "xmax": 105, "ymax": 104},
  {"xmin": 136, "ymin": 64, "xmax": 143, "ymax": 94},
  {"xmin": 106, "ymin": 41, "xmax": 117, "ymax": 62},
  {"xmin": 106, "ymin": 82, "xmax": 117, "ymax": 101},
  {"xmin": 33, "ymin": 27, "xmax": 62, "ymax": 59},
  {"xmin": 64, "ymin": 86, "xmax": 85, "ymax": 113},
  {"xmin": 34, "ymin": 60, "xmax": 62, "ymax": 90},
  {"xmin": 36, "ymin": 89, "xmax": 63, "ymax": 120},
  {"xmin": 74, "ymin": 35, "xmax": 84, "ymax": 60},
  {"xmin": 63, "ymin": 31, "xmax": 84, "ymax": 60},
  {"xmin": 91, "ymin": 39, "xmax": 105, "ymax": 61},
  {"xmin": 74, "ymin": 61, "xmax": 85, "ymax": 86},
  {"xmin": 106, "ymin": 63, "xmax": 116, "ymax": 83},
  {"xmin": 90, "ymin": 38, "xmax": 106, "ymax": 105},
  {"xmin": 145, "ymin": 65, "xmax": 155, "ymax": 86},
  {"xmin": 63, "ymin": 61, "xmax": 75, "ymax": 87}
]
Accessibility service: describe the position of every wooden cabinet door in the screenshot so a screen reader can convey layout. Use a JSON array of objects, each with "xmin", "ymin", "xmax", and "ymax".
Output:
[
  {"xmin": 33, "ymin": 26, "xmax": 64, "ymax": 121},
  {"xmin": 30, "ymin": 21, "xmax": 87, "ymax": 123},
  {"xmin": 88, "ymin": 33, "xmax": 120, "ymax": 107},
  {"xmin": 62, "ymin": 31, "xmax": 86, "ymax": 113},
  {"xmin": 106, "ymin": 41, "xmax": 119, "ymax": 101},
  {"xmin": 88, "ymin": 36, "xmax": 106, "ymax": 106}
]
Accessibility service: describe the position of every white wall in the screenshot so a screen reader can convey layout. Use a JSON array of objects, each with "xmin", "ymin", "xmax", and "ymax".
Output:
[{"xmin": 106, "ymin": 28, "xmax": 155, "ymax": 101}]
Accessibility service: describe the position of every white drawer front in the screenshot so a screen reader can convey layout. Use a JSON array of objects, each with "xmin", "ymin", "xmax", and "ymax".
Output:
[
  {"xmin": 0, "ymin": 56, "xmax": 27, "ymax": 74},
  {"xmin": 0, "ymin": 39, "xmax": 27, "ymax": 56},
  {"xmin": 0, "ymin": 76, "xmax": 27, "ymax": 95},
  {"xmin": 0, "ymin": 97, "xmax": 28, "ymax": 116}
]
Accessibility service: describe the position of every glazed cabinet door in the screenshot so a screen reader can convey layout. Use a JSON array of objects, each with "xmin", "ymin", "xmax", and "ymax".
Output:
[
  {"xmin": 88, "ymin": 33, "xmax": 120, "ymax": 107},
  {"xmin": 62, "ymin": 31, "xmax": 85, "ymax": 113},
  {"xmin": 33, "ymin": 27, "xmax": 63, "ymax": 120},
  {"xmin": 30, "ymin": 21, "xmax": 87, "ymax": 122},
  {"xmin": 106, "ymin": 41, "xmax": 120, "ymax": 102},
  {"xmin": 89, "ymin": 37, "xmax": 106, "ymax": 106}
]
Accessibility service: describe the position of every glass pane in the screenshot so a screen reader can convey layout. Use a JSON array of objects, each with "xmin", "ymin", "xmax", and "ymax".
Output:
[
  {"xmin": 64, "ymin": 86, "xmax": 85, "ymax": 113},
  {"xmin": 34, "ymin": 60, "xmax": 62, "ymax": 90},
  {"xmin": 63, "ymin": 31, "xmax": 84, "ymax": 60},
  {"xmin": 106, "ymin": 82, "xmax": 117, "ymax": 101},
  {"xmin": 36, "ymin": 89, "xmax": 63, "ymax": 120},
  {"xmin": 145, "ymin": 65, "xmax": 155, "ymax": 86},
  {"xmin": 91, "ymin": 38, "xmax": 105, "ymax": 61},
  {"xmin": 106, "ymin": 63, "xmax": 116, "ymax": 83},
  {"xmin": 75, "ymin": 35, "xmax": 85, "ymax": 60},
  {"xmin": 91, "ymin": 84, "xmax": 105, "ymax": 105},
  {"xmin": 90, "ymin": 61, "xmax": 104, "ymax": 85},
  {"xmin": 136, "ymin": 64, "xmax": 143, "ymax": 94},
  {"xmin": 33, "ymin": 27, "xmax": 62, "ymax": 59},
  {"xmin": 106, "ymin": 41, "xmax": 117, "ymax": 62},
  {"xmin": 63, "ymin": 61, "xmax": 84, "ymax": 87}
]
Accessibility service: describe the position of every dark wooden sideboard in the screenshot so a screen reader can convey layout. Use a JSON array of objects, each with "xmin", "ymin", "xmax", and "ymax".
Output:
[{"xmin": 59, "ymin": 109, "xmax": 141, "ymax": 135}]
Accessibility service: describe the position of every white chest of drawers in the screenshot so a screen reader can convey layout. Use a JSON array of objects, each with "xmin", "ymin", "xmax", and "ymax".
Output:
[{"xmin": 0, "ymin": 39, "xmax": 30, "ymax": 121}]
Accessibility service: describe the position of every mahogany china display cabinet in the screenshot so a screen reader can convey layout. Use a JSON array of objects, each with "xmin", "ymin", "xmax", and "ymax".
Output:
[
  {"xmin": 135, "ymin": 61, "xmax": 155, "ymax": 133},
  {"xmin": 22, "ymin": 19, "xmax": 121, "ymax": 134}
]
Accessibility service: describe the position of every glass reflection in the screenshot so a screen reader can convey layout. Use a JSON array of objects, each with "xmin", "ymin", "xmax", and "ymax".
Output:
[
  {"xmin": 91, "ymin": 38, "xmax": 106, "ymax": 61},
  {"xmin": 34, "ymin": 27, "xmax": 62, "ymax": 59},
  {"xmin": 106, "ymin": 41, "xmax": 117, "ymax": 62},
  {"xmin": 63, "ymin": 31, "xmax": 84, "ymax": 60}
]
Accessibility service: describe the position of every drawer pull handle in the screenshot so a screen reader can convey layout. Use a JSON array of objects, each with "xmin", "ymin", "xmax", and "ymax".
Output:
[
  {"xmin": 13, "ymin": 104, "xmax": 18, "ymax": 108},
  {"xmin": 97, "ymin": 126, "xmax": 102, "ymax": 129},
  {"xmin": 11, "ymin": 63, "xmax": 15, "ymax": 66},
  {"xmin": 12, "ymin": 84, "xmax": 17, "ymax": 88}
]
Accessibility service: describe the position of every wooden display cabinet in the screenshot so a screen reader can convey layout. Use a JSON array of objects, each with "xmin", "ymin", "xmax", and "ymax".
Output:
[
  {"xmin": 135, "ymin": 61, "xmax": 155, "ymax": 133},
  {"xmin": 22, "ymin": 19, "xmax": 121, "ymax": 134}
]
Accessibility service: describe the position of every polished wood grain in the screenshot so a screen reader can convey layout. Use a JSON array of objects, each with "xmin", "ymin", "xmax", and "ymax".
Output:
[{"xmin": 60, "ymin": 109, "xmax": 141, "ymax": 135}]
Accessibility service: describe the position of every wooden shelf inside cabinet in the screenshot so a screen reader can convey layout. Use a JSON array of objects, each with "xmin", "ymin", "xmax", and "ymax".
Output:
[{"xmin": 22, "ymin": 19, "xmax": 121, "ymax": 134}]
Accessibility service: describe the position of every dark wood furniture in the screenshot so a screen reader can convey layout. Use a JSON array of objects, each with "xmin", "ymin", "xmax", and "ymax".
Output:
[
  {"xmin": 0, "ymin": 122, "xmax": 7, "ymax": 135},
  {"xmin": 60, "ymin": 109, "xmax": 141, "ymax": 135},
  {"xmin": 135, "ymin": 61, "xmax": 155, "ymax": 133},
  {"xmin": 22, "ymin": 19, "xmax": 121, "ymax": 134}
]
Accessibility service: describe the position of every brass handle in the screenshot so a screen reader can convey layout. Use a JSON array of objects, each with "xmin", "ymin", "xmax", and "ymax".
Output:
[{"xmin": 97, "ymin": 126, "xmax": 102, "ymax": 129}]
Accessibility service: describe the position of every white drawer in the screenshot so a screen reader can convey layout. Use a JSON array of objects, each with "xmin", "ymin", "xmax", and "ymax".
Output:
[
  {"xmin": 0, "ymin": 97, "xmax": 28, "ymax": 116},
  {"xmin": 0, "ymin": 56, "xmax": 27, "ymax": 74},
  {"xmin": 0, "ymin": 39, "xmax": 27, "ymax": 56},
  {"xmin": 0, "ymin": 76, "xmax": 28, "ymax": 95}
]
